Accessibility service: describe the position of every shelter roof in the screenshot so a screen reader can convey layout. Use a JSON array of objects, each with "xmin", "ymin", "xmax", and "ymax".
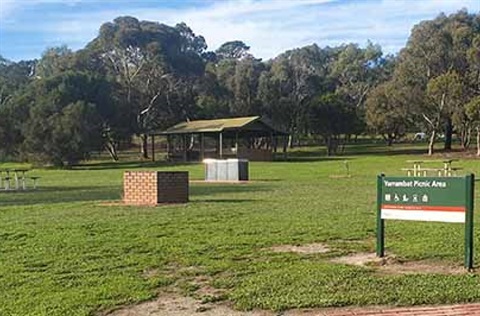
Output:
[{"xmin": 153, "ymin": 116, "xmax": 287, "ymax": 136}]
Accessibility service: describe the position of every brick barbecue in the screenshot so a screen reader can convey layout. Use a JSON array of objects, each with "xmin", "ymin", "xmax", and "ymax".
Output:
[{"xmin": 123, "ymin": 171, "xmax": 188, "ymax": 205}]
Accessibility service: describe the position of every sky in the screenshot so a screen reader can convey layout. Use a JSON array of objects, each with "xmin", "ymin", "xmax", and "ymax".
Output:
[{"xmin": 0, "ymin": 0, "xmax": 479, "ymax": 62}]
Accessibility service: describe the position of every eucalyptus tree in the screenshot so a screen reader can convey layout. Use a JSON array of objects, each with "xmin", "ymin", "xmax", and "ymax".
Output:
[
  {"xmin": 215, "ymin": 41, "xmax": 251, "ymax": 60},
  {"xmin": 263, "ymin": 44, "xmax": 331, "ymax": 147},
  {"xmin": 230, "ymin": 56, "xmax": 265, "ymax": 116},
  {"xmin": 424, "ymin": 71, "xmax": 465, "ymax": 155},
  {"xmin": 86, "ymin": 17, "xmax": 206, "ymax": 158},
  {"xmin": 365, "ymin": 80, "xmax": 413, "ymax": 145},
  {"xmin": 394, "ymin": 10, "xmax": 479, "ymax": 151},
  {"xmin": 19, "ymin": 71, "xmax": 109, "ymax": 166},
  {"xmin": 330, "ymin": 42, "xmax": 390, "ymax": 137},
  {"xmin": 308, "ymin": 92, "xmax": 356, "ymax": 155},
  {"xmin": 35, "ymin": 46, "xmax": 75, "ymax": 79},
  {"xmin": 195, "ymin": 61, "xmax": 231, "ymax": 119},
  {"xmin": 466, "ymin": 96, "xmax": 480, "ymax": 156},
  {"xmin": 0, "ymin": 56, "xmax": 36, "ymax": 157}
]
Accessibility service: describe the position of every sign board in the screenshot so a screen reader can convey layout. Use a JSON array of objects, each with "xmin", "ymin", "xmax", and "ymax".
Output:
[
  {"xmin": 381, "ymin": 177, "xmax": 467, "ymax": 223},
  {"xmin": 376, "ymin": 174, "xmax": 474, "ymax": 270}
]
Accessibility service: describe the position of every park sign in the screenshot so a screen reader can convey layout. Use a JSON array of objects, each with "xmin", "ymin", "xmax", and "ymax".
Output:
[
  {"xmin": 376, "ymin": 174, "xmax": 475, "ymax": 270},
  {"xmin": 381, "ymin": 177, "xmax": 469, "ymax": 223}
]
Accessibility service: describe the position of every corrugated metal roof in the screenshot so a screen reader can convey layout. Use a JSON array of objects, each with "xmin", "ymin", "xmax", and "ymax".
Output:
[{"xmin": 157, "ymin": 116, "xmax": 273, "ymax": 134}]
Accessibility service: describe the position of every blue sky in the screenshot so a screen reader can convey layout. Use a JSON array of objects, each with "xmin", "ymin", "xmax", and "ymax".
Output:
[{"xmin": 0, "ymin": 0, "xmax": 479, "ymax": 61}]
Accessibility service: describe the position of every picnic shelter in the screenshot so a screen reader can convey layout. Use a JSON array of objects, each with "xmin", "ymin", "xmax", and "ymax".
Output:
[{"xmin": 149, "ymin": 116, "xmax": 289, "ymax": 161}]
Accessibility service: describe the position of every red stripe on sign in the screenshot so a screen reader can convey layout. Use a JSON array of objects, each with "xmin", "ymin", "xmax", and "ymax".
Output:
[{"xmin": 381, "ymin": 205, "xmax": 465, "ymax": 212}]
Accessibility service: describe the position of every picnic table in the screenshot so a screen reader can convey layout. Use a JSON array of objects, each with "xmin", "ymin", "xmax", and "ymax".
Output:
[
  {"xmin": 404, "ymin": 159, "xmax": 460, "ymax": 177},
  {"xmin": 0, "ymin": 168, "xmax": 39, "ymax": 191},
  {"xmin": 13, "ymin": 168, "xmax": 30, "ymax": 190}
]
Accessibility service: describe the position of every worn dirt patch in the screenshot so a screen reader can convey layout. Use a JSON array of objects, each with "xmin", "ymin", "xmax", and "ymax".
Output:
[
  {"xmin": 104, "ymin": 291, "xmax": 480, "ymax": 316},
  {"xmin": 331, "ymin": 252, "xmax": 381, "ymax": 266},
  {"xmin": 331, "ymin": 253, "xmax": 471, "ymax": 275},
  {"xmin": 191, "ymin": 275, "xmax": 227, "ymax": 300},
  {"xmin": 105, "ymin": 291, "xmax": 273, "ymax": 316},
  {"xmin": 379, "ymin": 261, "xmax": 468, "ymax": 275},
  {"xmin": 267, "ymin": 243, "xmax": 330, "ymax": 254}
]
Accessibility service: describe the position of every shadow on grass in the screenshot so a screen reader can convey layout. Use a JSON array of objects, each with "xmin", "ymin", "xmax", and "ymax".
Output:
[
  {"xmin": 0, "ymin": 183, "xmax": 271, "ymax": 207},
  {"xmin": 70, "ymin": 160, "xmax": 196, "ymax": 171},
  {"xmin": 0, "ymin": 186, "xmax": 121, "ymax": 207},
  {"xmin": 190, "ymin": 184, "xmax": 271, "ymax": 196},
  {"xmin": 284, "ymin": 156, "xmax": 354, "ymax": 163},
  {"xmin": 254, "ymin": 179, "xmax": 282, "ymax": 182},
  {"xmin": 348, "ymin": 147, "xmax": 428, "ymax": 156},
  {"xmin": 191, "ymin": 199, "xmax": 259, "ymax": 203},
  {"xmin": 284, "ymin": 144, "xmax": 432, "ymax": 161}
]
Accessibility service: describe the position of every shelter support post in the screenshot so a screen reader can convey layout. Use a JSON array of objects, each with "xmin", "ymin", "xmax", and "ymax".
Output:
[
  {"xmin": 219, "ymin": 132, "xmax": 223, "ymax": 159},
  {"xmin": 183, "ymin": 134, "xmax": 187, "ymax": 162},
  {"xmin": 269, "ymin": 133, "xmax": 273, "ymax": 150},
  {"xmin": 235, "ymin": 132, "xmax": 239, "ymax": 157},
  {"xmin": 200, "ymin": 133, "xmax": 205, "ymax": 161},
  {"xmin": 166, "ymin": 135, "xmax": 171, "ymax": 161},
  {"xmin": 151, "ymin": 135, "xmax": 155, "ymax": 162}
]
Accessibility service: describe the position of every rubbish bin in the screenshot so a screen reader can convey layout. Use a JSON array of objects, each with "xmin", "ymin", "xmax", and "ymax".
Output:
[
  {"xmin": 227, "ymin": 159, "xmax": 249, "ymax": 181},
  {"xmin": 216, "ymin": 160, "xmax": 228, "ymax": 181},
  {"xmin": 203, "ymin": 159, "xmax": 249, "ymax": 181},
  {"xmin": 203, "ymin": 159, "xmax": 217, "ymax": 181}
]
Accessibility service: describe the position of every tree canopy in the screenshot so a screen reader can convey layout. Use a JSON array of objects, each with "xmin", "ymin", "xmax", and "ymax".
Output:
[{"xmin": 0, "ymin": 10, "xmax": 479, "ymax": 164}]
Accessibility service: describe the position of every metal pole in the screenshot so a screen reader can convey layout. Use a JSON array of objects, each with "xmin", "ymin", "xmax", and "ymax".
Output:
[
  {"xmin": 219, "ymin": 132, "xmax": 223, "ymax": 159},
  {"xmin": 465, "ymin": 174, "xmax": 475, "ymax": 270},
  {"xmin": 235, "ymin": 132, "xmax": 239, "ymax": 157},
  {"xmin": 183, "ymin": 134, "xmax": 187, "ymax": 162},
  {"xmin": 200, "ymin": 133, "xmax": 205, "ymax": 161},
  {"xmin": 376, "ymin": 174, "xmax": 385, "ymax": 257}
]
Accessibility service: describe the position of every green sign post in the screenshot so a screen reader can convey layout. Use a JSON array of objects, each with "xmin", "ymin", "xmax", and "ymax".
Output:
[{"xmin": 376, "ymin": 174, "xmax": 475, "ymax": 270}]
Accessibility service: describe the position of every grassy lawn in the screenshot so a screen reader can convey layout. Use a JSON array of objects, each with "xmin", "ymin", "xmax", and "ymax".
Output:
[{"xmin": 1, "ymin": 144, "xmax": 479, "ymax": 315}]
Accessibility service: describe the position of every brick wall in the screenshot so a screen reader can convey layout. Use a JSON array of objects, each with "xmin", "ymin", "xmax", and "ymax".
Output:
[
  {"xmin": 123, "ymin": 171, "xmax": 189, "ymax": 205},
  {"xmin": 157, "ymin": 171, "xmax": 189, "ymax": 203}
]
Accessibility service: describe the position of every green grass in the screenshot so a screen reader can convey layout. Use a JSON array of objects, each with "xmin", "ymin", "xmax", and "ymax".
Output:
[{"xmin": 1, "ymin": 144, "xmax": 479, "ymax": 315}]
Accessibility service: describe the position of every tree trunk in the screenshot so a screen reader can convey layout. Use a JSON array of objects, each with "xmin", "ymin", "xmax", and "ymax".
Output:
[
  {"xmin": 463, "ymin": 126, "xmax": 471, "ymax": 150},
  {"xmin": 325, "ymin": 135, "xmax": 339, "ymax": 156},
  {"xmin": 340, "ymin": 135, "xmax": 346, "ymax": 154},
  {"xmin": 326, "ymin": 136, "xmax": 332, "ymax": 156},
  {"xmin": 140, "ymin": 134, "xmax": 149, "ymax": 159},
  {"xmin": 387, "ymin": 135, "xmax": 394, "ymax": 146},
  {"xmin": 288, "ymin": 134, "xmax": 294, "ymax": 149},
  {"xmin": 443, "ymin": 118, "xmax": 452, "ymax": 151},
  {"xmin": 105, "ymin": 142, "xmax": 119, "ymax": 161},
  {"xmin": 428, "ymin": 130, "xmax": 436, "ymax": 156}
]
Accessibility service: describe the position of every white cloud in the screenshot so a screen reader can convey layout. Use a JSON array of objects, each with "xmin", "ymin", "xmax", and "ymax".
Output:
[
  {"xmin": 1, "ymin": 0, "xmax": 479, "ymax": 61},
  {"xmin": 0, "ymin": 0, "xmax": 18, "ymax": 20},
  {"xmin": 0, "ymin": 0, "xmax": 83, "ymax": 22}
]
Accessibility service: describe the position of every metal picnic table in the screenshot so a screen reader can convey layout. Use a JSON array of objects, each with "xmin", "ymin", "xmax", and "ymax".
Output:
[
  {"xmin": 404, "ymin": 159, "xmax": 460, "ymax": 177},
  {"xmin": 0, "ymin": 168, "xmax": 38, "ymax": 191},
  {"xmin": 13, "ymin": 168, "xmax": 30, "ymax": 190}
]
